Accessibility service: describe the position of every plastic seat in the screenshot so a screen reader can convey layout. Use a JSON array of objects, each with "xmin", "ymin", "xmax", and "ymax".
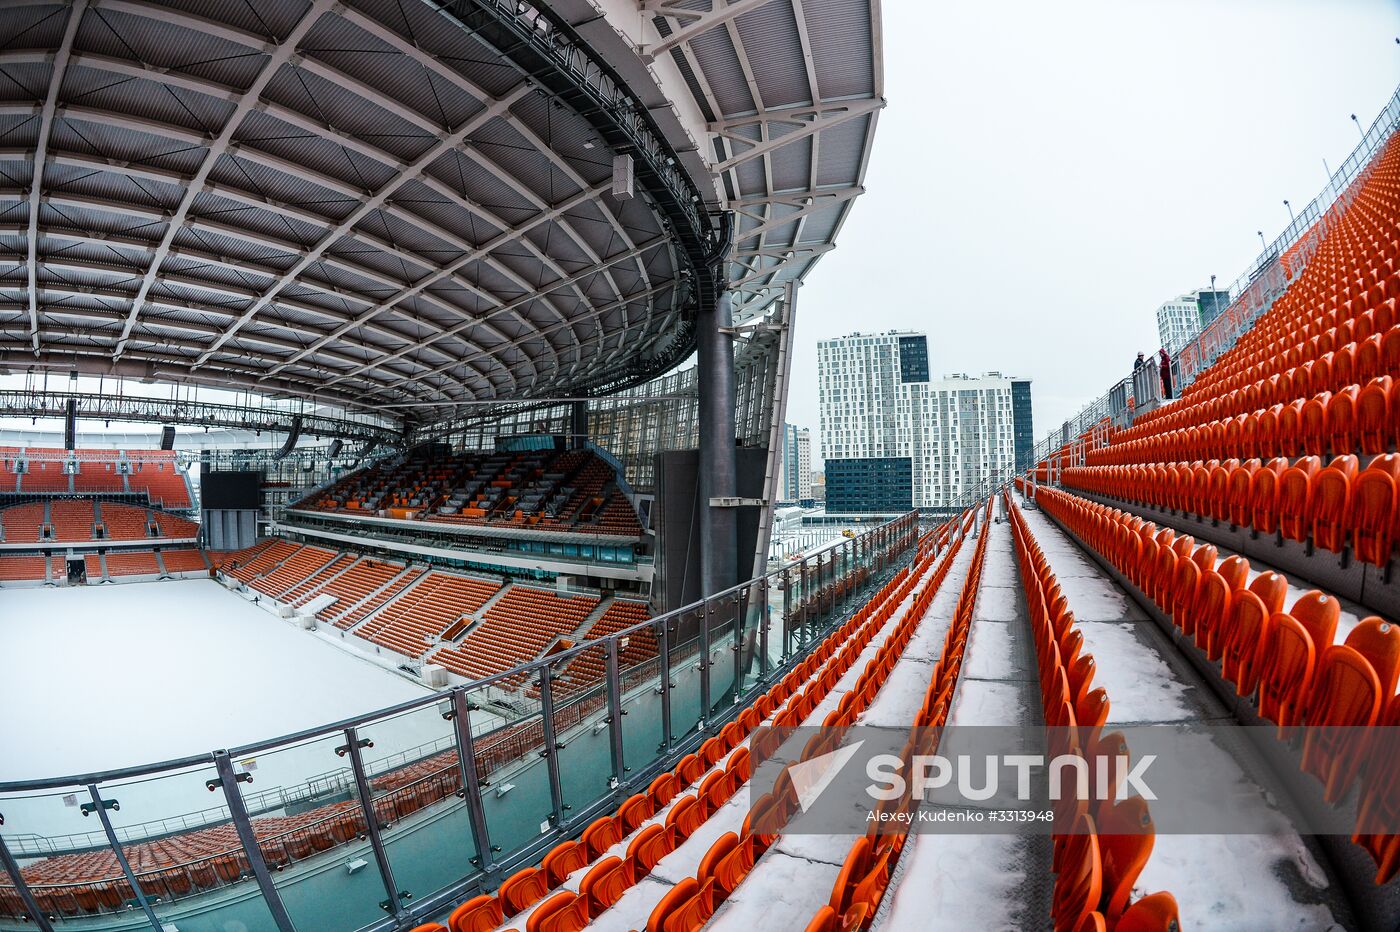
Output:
[
  {"xmin": 1312, "ymin": 455, "xmax": 1359, "ymax": 553},
  {"xmin": 625, "ymin": 823, "xmax": 676, "ymax": 878},
  {"xmin": 1097, "ymin": 797, "xmax": 1155, "ymax": 922},
  {"xmin": 526, "ymin": 892, "xmax": 579, "ymax": 932},
  {"xmin": 579, "ymin": 857, "xmax": 630, "ymax": 914},
  {"xmin": 1256, "ymin": 613, "xmax": 1318, "ymax": 732},
  {"xmin": 1277, "ymin": 456, "xmax": 1322, "ymax": 542},
  {"xmin": 499, "ymin": 867, "xmax": 549, "ymax": 917},
  {"xmin": 1116, "ymin": 892, "xmax": 1182, "ymax": 932},
  {"xmin": 449, "ymin": 894, "xmax": 503, "ymax": 932},
  {"xmin": 646, "ymin": 876, "xmax": 698, "ymax": 932},
  {"xmin": 1358, "ymin": 376, "xmax": 1394, "ymax": 454},
  {"xmin": 542, "ymin": 840, "xmax": 587, "ymax": 887},
  {"xmin": 1354, "ymin": 455, "xmax": 1400, "ymax": 567},
  {"xmin": 580, "ymin": 816, "xmax": 622, "ymax": 859},
  {"xmin": 1251, "ymin": 459, "xmax": 1289, "ymax": 534},
  {"xmin": 1301, "ymin": 632, "xmax": 1386, "ymax": 804}
]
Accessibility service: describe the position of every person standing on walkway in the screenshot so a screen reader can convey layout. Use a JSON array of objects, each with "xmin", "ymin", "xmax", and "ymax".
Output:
[{"xmin": 1159, "ymin": 348, "xmax": 1173, "ymax": 399}]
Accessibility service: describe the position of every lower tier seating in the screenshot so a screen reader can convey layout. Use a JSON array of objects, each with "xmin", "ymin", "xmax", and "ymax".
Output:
[
  {"xmin": 1028, "ymin": 480, "xmax": 1400, "ymax": 887},
  {"xmin": 0, "ymin": 555, "xmax": 47, "ymax": 581},
  {"xmin": 104, "ymin": 551, "xmax": 160, "ymax": 576},
  {"xmin": 160, "ymin": 549, "xmax": 209, "ymax": 573},
  {"xmin": 430, "ymin": 587, "xmax": 599, "ymax": 682}
]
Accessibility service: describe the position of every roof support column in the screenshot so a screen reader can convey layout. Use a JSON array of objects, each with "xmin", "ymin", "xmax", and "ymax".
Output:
[{"xmin": 698, "ymin": 282, "xmax": 738, "ymax": 597}]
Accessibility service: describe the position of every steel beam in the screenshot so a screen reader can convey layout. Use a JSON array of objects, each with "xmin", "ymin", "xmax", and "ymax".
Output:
[{"xmin": 697, "ymin": 284, "xmax": 738, "ymax": 597}]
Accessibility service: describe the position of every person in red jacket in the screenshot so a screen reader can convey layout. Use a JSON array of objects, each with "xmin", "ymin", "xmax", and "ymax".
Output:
[{"xmin": 1158, "ymin": 348, "xmax": 1173, "ymax": 399}]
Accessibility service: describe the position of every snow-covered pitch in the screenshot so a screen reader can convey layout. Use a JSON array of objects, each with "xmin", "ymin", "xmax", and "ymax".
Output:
[{"xmin": 0, "ymin": 579, "xmax": 433, "ymax": 782}]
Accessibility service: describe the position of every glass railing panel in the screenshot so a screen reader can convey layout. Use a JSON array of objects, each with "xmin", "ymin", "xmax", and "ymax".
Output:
[
  {"xmin": 468, "ymin": 679, "xmax": 556, "ymax": 858},
  {"xmin": 0, "ymin": 782, "xmax": 137, "ymax": 926},
  {"xmin": 228, "ymin": 731, "xmax": 385, "ymax": 931},
  {"xmin": 617, "ymin": 619, "xmax": 667, "ymax": 781},
  {"xmin": 706, "ymin": 592, "xmax": 739, "ymax": 720},
  {"xmin": 735, "ymin": 579, "xmax": 767, "ymax": 699},
  {"xmin": 356, "ymin": 701, "xmax": 478, "ymax": 906},
  {"xmin": 666, "ymin": 606, "xmax": 706, "ymax": 744},
  {"xmin": 545, "ymin": 649, "xmax": 616, "ymax": 819},
  {"xmin": 97, "ymin": 762, "xmax": 282, "ymax": 931}
]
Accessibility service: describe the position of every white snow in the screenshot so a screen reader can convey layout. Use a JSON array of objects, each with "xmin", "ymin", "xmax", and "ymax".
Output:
[
  {"xmin": 0, "ymin": 579, "xmax": 433, "ymax": 782},
  {"xmin": 946, "ymin": 680, "xmax": 1029, "ymax": 727},
  {"xmin": 1072, "ymin": 621, "xmax": 1199, "ymax": 724},
  {"xmin": 961, "ymin": 620, "xmax": 1022, "ymax": 681},
  {"xmin": 883, "ymin": 832, "xmax": 1032, "ymax": 931}
]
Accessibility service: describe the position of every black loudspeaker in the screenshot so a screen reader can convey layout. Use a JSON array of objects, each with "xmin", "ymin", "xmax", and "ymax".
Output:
[
  {"xmin": 328, "ymin": 438, "xmax": 343, "ymax": 459},
  {"xmin": 64, "ymin": 399, "xmax": 77, "ymax": 449},
  {"xmin": 160, "ymin": 425, "xmax": 176, "ymax": 450},
  {"xmin": 274, "ymin": 415, "xmax": 302, "ymax": 461}
]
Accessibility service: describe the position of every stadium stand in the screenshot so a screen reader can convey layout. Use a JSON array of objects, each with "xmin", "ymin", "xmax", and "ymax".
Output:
[
  {"xmin": 248, "ymin": 545, "xmax": 337, "ymax": 599},
  {"xmin": 20, "ymin": 460, "xmax": 68, "ymax": 493},
  {"xmin": 299, "ymin": 448, "xmax": 642, "ymax": 537},
  {"xmin": 329, "ymin": 565, "xmax": 424, "ymax": 629},
  {"xmin": 124, "ymin": 451, "xmax": 193, "ymax": 509},
  {"xmin": 0, "ymin": 503, "xmax": 44, "ymax": 543},
  {"xmin": 354, "ymin": 571, "xmax": 502, "ymax": 659},
  {"xmin": 429, "ymin": 586, "xmax": 600, "ymax": 681},
  {"xmin": 48, "ymin": 500, "xmax": 95, "ymax": 542},
  {"xmin": 0, "ymin": 554, "xmax": 46, "ymax": 582},
  {"xmin": 103, "ymin": 551, "xmax": 161, "ymax": 577},
  {"xmin": 159, "ymin": 549, "xmax": 210, "ymax": 574}
]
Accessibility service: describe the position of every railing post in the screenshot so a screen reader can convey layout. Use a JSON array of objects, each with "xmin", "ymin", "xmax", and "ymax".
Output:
[
  {"xmin": 83, "ymin": 784, "xmax": 164, "ymax": 932},
  {"xmin": 758, "ymin": 578, "xmax": 771, "ymax": 680},
  {"xmin": 698, "ymin": 598, "xmax": 712, "ymax": 733},
  {"xmin": 0, "ymin": 821, "xmax": 55, "ymax": 932},
  {"xmin": 536, "ymin": 668, "xmax": 567, "ymax": 828},
  {"xmin": 605, "ymin": 640, "xmax": 627, "ymax": 783},
  {"xmin": 447, "ymin": 689, "xmax": 496, "ymax": 877},
  {"xmin": 341, "ymin": 726, "xmax": 407, "ymax": 921},
  {"xmin": 211, "ymin": 752, "xmax": 296, "ymax": 932},
  {"xmin": 659, "ymin": 620, "xmax": 674, "ymax": 753}
]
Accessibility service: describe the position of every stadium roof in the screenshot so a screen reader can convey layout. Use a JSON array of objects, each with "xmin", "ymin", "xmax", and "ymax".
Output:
[{"xmin": 0, "ymin": 0, "xmax": 882, "ymax": 424}]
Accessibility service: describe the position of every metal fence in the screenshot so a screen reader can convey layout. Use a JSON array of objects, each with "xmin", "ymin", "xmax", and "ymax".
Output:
[{"xmin": 0, "ymin": 511, "xmax": 920, "ymax": 932}]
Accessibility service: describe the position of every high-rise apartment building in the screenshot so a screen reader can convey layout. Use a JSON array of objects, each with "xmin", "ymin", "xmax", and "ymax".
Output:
[
  {"xmin": 817, "ymin": 331, "xmax": 1032, "ymax": 513},
  {"xmin": 1157, "ymin": 287, "xmax": 1232, "ymax": 354},
  {"xmin": 776, "ymin": 423, "xmax": 812, "ymax": 503}
]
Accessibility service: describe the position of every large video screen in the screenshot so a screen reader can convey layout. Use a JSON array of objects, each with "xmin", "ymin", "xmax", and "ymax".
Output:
[{"xmin": 201, "ymin": 470, "xmax": 263, "ymax": 510}]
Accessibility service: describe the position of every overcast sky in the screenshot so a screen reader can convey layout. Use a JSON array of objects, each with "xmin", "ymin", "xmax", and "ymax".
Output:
[{"xmin": 788, "ymin": 0, "xmax": 1400, "ymax": 464}]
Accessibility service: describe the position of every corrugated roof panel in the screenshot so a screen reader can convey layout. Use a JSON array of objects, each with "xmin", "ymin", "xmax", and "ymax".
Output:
[
  {"xmin": 802, "ymin": 0, "xmax": 876, "ymax": 101},
  {"xmin": 73, "ymin": 7, "xmax": 267, "ymax": 90},
  {"xmin": 733, "ymin": 2, "xmax": 812, "ymax": 109},
  {"xmin": 60, "ymin": 64, "xmax": 235, "ymax": 134},
  {"xmin": 687, "ymin": 28, "xmax": 754, "ymax": 117},
  {"xmin": 813, "ymin": 113, "xmax": 869, "ymax": 187}
]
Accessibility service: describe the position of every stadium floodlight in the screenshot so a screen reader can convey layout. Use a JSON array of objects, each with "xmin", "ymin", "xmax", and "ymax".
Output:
[{"xmin": 1283, "ymin": 199, "xmax": 1294, "ymax": 221}]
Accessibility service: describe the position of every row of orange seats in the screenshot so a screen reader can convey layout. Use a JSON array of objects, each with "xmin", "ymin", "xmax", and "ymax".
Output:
[
  {"xmin": 1029, "ymin": 482, "xmax": 1400, "ymax": 883},
  {"xmin": 422, "ymin": 519, "xmax": 957, "ymax": 932},
  {"xmin": 1006, "ymin": 494, "xmax": 1180, "ymax": 931},
  {"xmin": 633, "ymin": 515, "xmax": 970, "ymax": 932},
  {"xmin": 1088, "ymin": 374, "xmax": 1397, "ymax": 466},
  {"xmin": 1133, "ymin": 314, "xmax": 1399, "ymax": 446},
  {"xmin": 1063, "ymin": 452, "xmax": 1400, "ymax": 566},
  {"xmin": 797, "ymin": 502, "xmax": 992, "ymax": 932}
]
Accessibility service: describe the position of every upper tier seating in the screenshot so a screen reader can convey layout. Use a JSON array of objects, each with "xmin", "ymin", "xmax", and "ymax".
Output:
[
  {"xmin": 21, "ymin": 460, "xmax": 69, "ymax": 493},
  {"xmin": 430, "ymin": 587, "xmax": 600, "ymax": 682},
  {"xmin": 297, "ymin": 448, "xmax": 642, "ymax": 537},
  {"xmin": 7, "ymin": 448, "xmax": 194, "ymax": 507},
  {"xmin": 354, "ymin": 572, "xmax": 501, "ymax": 658},
  {"xmin": 126, "ymin": 452, "xmax": 192, "ymax": 508}
]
